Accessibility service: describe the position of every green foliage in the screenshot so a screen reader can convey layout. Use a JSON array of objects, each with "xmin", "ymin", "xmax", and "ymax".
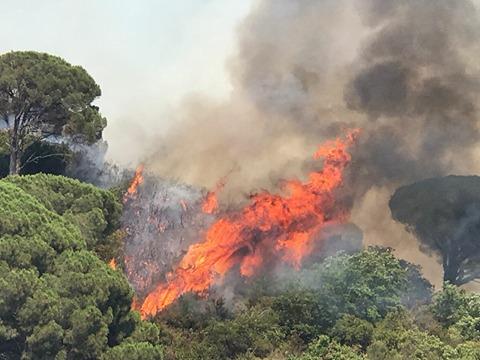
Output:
[
  {"xmin": 432, "ymin": 284, "xmax": 473, "ymax": 327},
  {"xmin": 301, "ymin": 247, "xmax": 408, "ymax": 322},
  {"xmin": 289, "ymin": 335, "xmax": 364, "ymax": 360},
  {"xmin": 400, "ymin": 260, "xmax": 433, "ymax": 308},
  {"xmin": 366, "ymin": 310, "xmax": 458, "ymax": 360},
  {"xmin": 0, "ymin": 51, "xmax": 106, "ymax": 141},
  {"xmin": 431, "ymin": 284, "xmax": 480, "ymax": 341},
  {"xmin": 0, "ymin": 181, "xmax": 84, "ymax": 273},
  {"xmin": 0, "ymin": 51, "xmax": 106, "ymax": 174},
  {"xmin": 4, "ymin": 174, "xmax": 122, "ymax": 259},
  {"xmin": 101, "ymin": 342, "xmax": 164, "ymax": 360},
  {"xmin": 151, "ymin": 248, "xmax": 441, "ymax": 359},
  {"xmin": 155, "ymin": 294, "xmax": 231, "ymax": 331},
  {"xmin": 269, "ymin": 247, "xmax": 413, "ymax": 349},
  {"xmin": 0, "ymin": 131, "xmax": 8, "ymax": 154},
  {"xmin": 455, "ymin": 342, "xmax": 480, "ymax": 360},
  {"xmin": 331, "ymin": 314, "xmax": 374, "ymax": 350},
  {"xmin": 126, "ymin": 318, "xmax": 169, "ymax": 346},
  {"xmin": 2, "ymin": 172, "xmax": 480, "ymax": 360},
  {"xmin": 272, "ymin": 289, "xmax": 331, "ymax": 342},
  {"xmin": 199, "ymin": 305, "xmax": 284, "ymax": 359},
  {"xmin": 0, "ymin": 175, "xmax": 149, "ymax": 359},
  {"xmin": 1, "ymin": 250, "xmax": 136, "ymax": 359}
]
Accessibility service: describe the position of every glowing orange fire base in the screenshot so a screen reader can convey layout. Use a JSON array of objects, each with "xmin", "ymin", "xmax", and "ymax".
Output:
[{"xmin": 136, "ymin": 129, "xmax": 359, "ymax": 319}]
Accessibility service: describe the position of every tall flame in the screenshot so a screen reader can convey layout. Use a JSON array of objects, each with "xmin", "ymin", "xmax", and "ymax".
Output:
[
  {"xmin": 124, "ymin": 164, "xmax": 145, "ymax": 202},
  {"xmin": 202, "ymin": 177, "xmax": 227, "ymax": 214},
  {"xmin": 139, "ymin": 130, "xmax": 359, "ymax": 318}
]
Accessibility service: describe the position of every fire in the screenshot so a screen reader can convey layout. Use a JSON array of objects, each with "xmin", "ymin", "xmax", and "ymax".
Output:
[
  {"xmin": 202, "ymin": 178, "xmax": 226, "ymax": 214},
  {"xmin": 139, "ymin": 130, "xmax": 359, "ymax": 318},
  {"xmin": 108, "ymin": 258, "xmax": 117, "ymax": 270},
  {"xmin": 124, "ymin": 164, "xmax": 144, "ymax": 202}
]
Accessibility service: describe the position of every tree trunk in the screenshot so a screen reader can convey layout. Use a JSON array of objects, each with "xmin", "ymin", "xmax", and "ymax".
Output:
[
  {"xmin": 443, "ymin": 252, "xmax": 460, "ymax": 285},
  {"xmin": 9, "ymin": 119, "xmax": 20, "ymax": 175}
]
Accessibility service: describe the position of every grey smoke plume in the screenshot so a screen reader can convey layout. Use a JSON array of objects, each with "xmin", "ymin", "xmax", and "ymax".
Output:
[
  {"xmin": 66, "ymin": 140, "xmax": 127, "ymax": 188},
  {"xmin": 38, "ymin": 135, "xmax": 127, "ymax": 188},
  {"xmin": 136, "ymin": 0, "xmax": 480, "ymax": 285},
  {"xmin": 147, "ymin": 0, "xmax": 480, "ymax": 192},
  {"xmin": 346, "ymin": 0, "xmax": 480, "ymax": 189}
]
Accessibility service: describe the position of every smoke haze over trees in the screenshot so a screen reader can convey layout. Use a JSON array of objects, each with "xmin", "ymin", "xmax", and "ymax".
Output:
[{"xmin": 3, "ymin": 0, "xmax": 480, "ymax": 359}]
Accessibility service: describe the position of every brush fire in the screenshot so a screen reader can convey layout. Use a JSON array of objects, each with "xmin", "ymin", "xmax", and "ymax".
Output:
[{"xmin": 121, "ymin": 130, "xmax": 359, "ymax": 318}]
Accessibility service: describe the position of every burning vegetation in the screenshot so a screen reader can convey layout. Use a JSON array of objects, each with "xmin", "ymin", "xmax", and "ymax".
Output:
[
  {"xmin": 121, "ymin": 130, "xmax": 359, "ymax": 318},
  {"xmin": 201, "ymin": 177, "xmax": 226, "ymax": 214},
  {"xmin": 6, "ymin": 0, "xmax": 480, "ymax": 358},
  {"xmin": 123, "ymin": 164, "xmax": 144, "ymax": 202}
]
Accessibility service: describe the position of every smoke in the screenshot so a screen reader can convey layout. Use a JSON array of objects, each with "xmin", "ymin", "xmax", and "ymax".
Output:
[
  {"xmin": 145, "ymin": 0, "xmax": 365, "ymax": 200},
  {"xmin": 127, "ymin": 0, "xmax": 480, "ymax": 287},
  {"xmin": 38, "ymin": 135, "xmax": 127, "ymax": 188},
  {"xmin": 346, "ymin": 0, "xmax": 480, "ymax": 189},
  {"xmin": 146, "ymin": 0, "xmax": 480, "ymax": 190},
  {"xmin": 345, "ymin": 0, "xmax": 480, "ymax": 285},
  {"xmin": 66, "ymin": 140, "xmax": 128, "ymax": 188},
  {"xmin": 351, "ymin": 185, "xmax": 443, "ymax": 288}
]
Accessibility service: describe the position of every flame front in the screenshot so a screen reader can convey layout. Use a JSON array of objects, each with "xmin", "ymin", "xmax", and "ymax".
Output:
[
  {"xmin": 139, "ymin": 130, "xmax": 359, "ymax": 318},
  {"xmin": 124, "ymin": 164, "xmax": 145, "ymax": 202}
]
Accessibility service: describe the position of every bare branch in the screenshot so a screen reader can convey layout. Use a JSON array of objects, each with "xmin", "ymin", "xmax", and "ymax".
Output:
[{"xmin": 19, "ymin": 152, "xmax": 70, "ymax": 172}]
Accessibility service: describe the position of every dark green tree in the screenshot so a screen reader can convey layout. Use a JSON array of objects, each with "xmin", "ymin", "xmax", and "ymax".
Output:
[
  {"xmin": 331, "ymin": 314, "xmax": 374, "ymax": 351},
  {"xmin": 0, "ymin": 180, "xmax": 85, "ymax": 271},
  {"xmin": 101, "ymin": 342, "xmax": 164, "ymax": 360},
  {"xmin": 272, "ymin": 289, "xmax": 333, "ymax": 343},
  {"xmin": 4, "ymin": 174, "xmax": 122, "ymax": 260},
  {"xmin": 0, "ymin": 51, "xmax": 106, "ymax": 174},
  {"xmin": 390, "ymin": 176, "xmax": 480, "ymax": 285},
  {"xmin": 0, "ymin": 179, "xmax": 137, "ymax": 359}
]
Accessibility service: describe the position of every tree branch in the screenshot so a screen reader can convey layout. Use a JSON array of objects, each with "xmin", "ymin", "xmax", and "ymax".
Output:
[{"xmin": 19, "ymin": 152, "xmax": 69, "ymax": 172}]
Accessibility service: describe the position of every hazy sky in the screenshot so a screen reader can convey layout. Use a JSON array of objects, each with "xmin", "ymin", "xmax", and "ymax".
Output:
[{"xmin": 0, "ymin": 0, "xmax": 254, "ymax": 164}]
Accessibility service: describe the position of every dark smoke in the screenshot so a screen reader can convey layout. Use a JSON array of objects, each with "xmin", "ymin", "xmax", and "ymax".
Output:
[
  {"xmin": 346, "ymin": 0, "xmax": 480, "ymax": 187},
  {"xmin": 142, "ymin": 0, "xmax": 480, "ymax": 200},
  {"xmin": 134, "ymin": 0, "xmax": 480, "ymax": 287}
]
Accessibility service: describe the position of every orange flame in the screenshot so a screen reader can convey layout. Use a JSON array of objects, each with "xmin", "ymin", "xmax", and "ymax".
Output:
[
  {"xmin": 124, "ymin": 165, "xmax": 145, "ymax": 202},
  {"xmin": 202, "ymin": 178, "xmax": 227, "ymax": 214},
  {"xmin": 139, "ymin": 130, "xmax": 359, "ymax": 318},
  {"xmin": 108, "ymin": 258, "xmax": 117, "ymax": 270}
]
